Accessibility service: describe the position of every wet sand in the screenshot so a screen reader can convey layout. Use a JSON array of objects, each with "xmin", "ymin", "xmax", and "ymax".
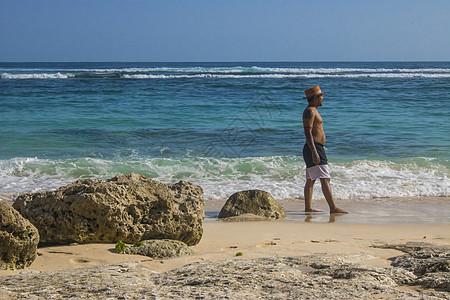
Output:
[{"xmin": 207, "ymin": 196, "xmax": 450, "ymax": 225}]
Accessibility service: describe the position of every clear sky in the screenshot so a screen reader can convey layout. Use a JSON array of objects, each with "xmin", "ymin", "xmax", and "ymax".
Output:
[{"xmin": 1, "ymin": 0, "xmax": 449, "ymax": 62}]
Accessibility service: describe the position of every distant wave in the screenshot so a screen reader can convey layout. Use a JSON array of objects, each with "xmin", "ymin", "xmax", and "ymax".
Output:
[
  {"xmin": 2, "ymin": 66, "xmax": 450, "ymax": 79},
  {"xmin": 1, "ymin": 72, "xmax": 73, "ymax": 79},
  {"xmin": 2, "ymin": 72, "xmax": 450, "ymax": 80},
  {"xmin": 3, "ymin": 66, "xmax": 450, "ymax": 73},
  {"xmin": 122, "ymin": 73, "xmax": 450, "ymax": 79}
]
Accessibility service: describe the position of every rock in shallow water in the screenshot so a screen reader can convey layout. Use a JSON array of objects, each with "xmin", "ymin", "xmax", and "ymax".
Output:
[
  {"xmin": 0, "ymin": 201, "xmax": 39, "ymax": 270},
  {"xmin": 218, "ymin": 190, "xmax": 287, "ymax": 220},
  {"xmin": 12, "ymin": 173, "xmax": 204, "ymax": 246}
]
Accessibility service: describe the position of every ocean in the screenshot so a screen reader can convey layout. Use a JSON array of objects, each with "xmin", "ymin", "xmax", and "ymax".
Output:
[{"xmin": 1, "ymin": 62, "xmax": 449, "ymax": 205}]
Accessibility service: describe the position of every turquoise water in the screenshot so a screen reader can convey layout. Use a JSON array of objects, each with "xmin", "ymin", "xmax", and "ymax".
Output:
[{"xmin": 1, "ymin": 62, "xmax": 449, "ymax": 201}]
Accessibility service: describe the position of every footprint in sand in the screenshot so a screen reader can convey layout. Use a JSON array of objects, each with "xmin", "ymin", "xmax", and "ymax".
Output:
[
  {"xmin": 71, "ymin": 258, "xmax": 90, "ymax": 263},
  {"xmin": 311, "ymin": 239, "xmax": 340, "ymax": 243},
  {"xmin": 222, "ymin": 245, "xmax": 239, "ymax": 251},
  {"xmin": 48, "ymin": 251, "xmax": 74, "ymax": 255},
  {"xmin": 257, "ymin": 241, "xmax": 277, "ymax": 248}
]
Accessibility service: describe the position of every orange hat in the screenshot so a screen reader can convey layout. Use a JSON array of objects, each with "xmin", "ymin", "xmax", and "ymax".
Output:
[{"xmin": 303, "ymin": 85, "xmax": 325, "ymax": 99}]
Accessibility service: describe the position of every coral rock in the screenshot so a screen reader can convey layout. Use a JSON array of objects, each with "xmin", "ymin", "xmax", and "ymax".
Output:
[
  {"xmin": 0, "ymin": 202, "xmax": 39, "ymax": 270},
  {"xmin": 13, "ymin": 173, "xmax": 204, "ymax": 246},
  {"xmin": 122, "ymin": 239, "xmax": 194, "ymax": 259},
  {"xmin": 218, "ymin": 190, "xmax": 286, "ymax": 220}
]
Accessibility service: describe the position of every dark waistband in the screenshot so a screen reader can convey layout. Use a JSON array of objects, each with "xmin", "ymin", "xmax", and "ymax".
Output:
[{"xmin": 305, "ymin": 142, "xmax": 324, "ymax": 147}]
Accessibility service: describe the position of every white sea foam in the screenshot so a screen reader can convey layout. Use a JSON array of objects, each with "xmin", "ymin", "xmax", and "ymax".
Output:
[
  {"xmin": 1, "ymin": 72, "xmax": 73, "ymax": 79},
  {"xmin": 122, "ymin": 73, "xmax": 450, "ymax": 79},
  {"xmin": 122, "ymin": 74, "xmax": 304, "ymax": 79},
  {"xmin": 55, "ymin": 67, "xmax": 450, "ymax": 74},
  {"xmin": 3, "ymin": 72, "xmax": 449, "ymax": 80},
  {"xmin": 1, "ymin": 156, "xmax": 448, "ymax": 203},
  {"xmin": 303, "ymin": 73, "xmax": 450, "ymax": 78},
  {"xmin": 2, "ymin": 66, "xmax": 450, "ymax": 80}
]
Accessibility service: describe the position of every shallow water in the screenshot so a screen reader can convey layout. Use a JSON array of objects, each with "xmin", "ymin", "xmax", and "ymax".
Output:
[{"xmin": 204, "ymin": 197, "xmax": 450, "ymax": 225}]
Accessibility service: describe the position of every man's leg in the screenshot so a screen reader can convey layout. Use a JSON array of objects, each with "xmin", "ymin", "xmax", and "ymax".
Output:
[
  {"xmin": 319, "ymin": 178, "xmax": 348, "ymax": 214},
  {"xmin": 304, "ymin": 179, "xmax": 320, "ymax": 212}
]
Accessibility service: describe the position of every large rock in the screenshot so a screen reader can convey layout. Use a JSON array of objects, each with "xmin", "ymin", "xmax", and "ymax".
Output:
[
  {"xmin": 122, "ymin": 239, "xmax": 195, "ymax": 259},
  {"xmin": 0, "ymin": 201, "xmax": 39, "ymax": 270},
  {"xmin": 218, "ymin": 190, "xmax": 286, "ymax": 220},
  {"xmin": 12, "ymin": 173, "xmax": 204, "ymax": 246}
]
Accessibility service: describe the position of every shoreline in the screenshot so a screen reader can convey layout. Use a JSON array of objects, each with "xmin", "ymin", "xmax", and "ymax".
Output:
[{"xmin": 205, "ymin": 196, "xmax": 450, "ymax": 225}]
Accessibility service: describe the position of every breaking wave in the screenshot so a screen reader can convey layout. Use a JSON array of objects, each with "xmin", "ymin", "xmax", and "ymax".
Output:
[
  {"xmin": 1, "ymin": 156, "xmax": 448, "ymax": 203},
  {"xmin": 2, "ymin": 66, "xmax": 450, "ymax": 80}
]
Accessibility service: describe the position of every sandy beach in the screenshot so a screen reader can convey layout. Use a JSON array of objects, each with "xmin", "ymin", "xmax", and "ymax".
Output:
[
  {"xmin": 1, "ymin": 196, "xmax": 450, "ymax": 298},
  {"xmin": 1, "ymin": 221, "xmax": 448, "ymax": 277},
  {"xmin": 2, "ymin": 196, "xmax": 450, "ymax": 274}
]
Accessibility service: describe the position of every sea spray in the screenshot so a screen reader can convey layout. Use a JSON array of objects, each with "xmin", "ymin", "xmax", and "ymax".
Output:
[{"xmin": 1, "ymin": 156, "xmax": 448, "ymax": 202}]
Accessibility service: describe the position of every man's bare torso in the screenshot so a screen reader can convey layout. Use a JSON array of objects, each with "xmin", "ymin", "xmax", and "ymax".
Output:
[{"xmin": 303, "ymin": 107, "xmax": 326, "ymax": 145}]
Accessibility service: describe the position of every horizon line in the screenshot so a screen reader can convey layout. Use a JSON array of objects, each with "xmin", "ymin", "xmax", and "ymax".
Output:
[{"xmin": 1, "ymin": 60, "xmax": 450, "ymax": 64}]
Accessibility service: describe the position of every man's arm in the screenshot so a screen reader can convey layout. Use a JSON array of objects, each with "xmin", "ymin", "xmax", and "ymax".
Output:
[{"xmin": 302, "ymin": 109, "xmax": 320, "ymax": 165}]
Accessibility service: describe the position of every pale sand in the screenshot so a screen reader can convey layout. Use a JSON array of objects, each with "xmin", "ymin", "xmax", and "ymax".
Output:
[
  {"xmin": 1, "ymin": 221, "xmax": 449, "ymax": 276},
  {"xmin": 1, "ymin": 196, "xmax": 449, "ymax": 277}
]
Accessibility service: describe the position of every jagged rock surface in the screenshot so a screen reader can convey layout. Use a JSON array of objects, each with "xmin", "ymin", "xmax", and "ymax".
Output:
[
  {"xmin": 1, "ymin": 253, "xmax": 449, "ymax": 299},
  {"xmin": 0, "ymin": 202, "xmax": 39, "ymax": 270},
  {"xmin": 122, "ymin": 239, "xmax": 195, "ymax": 259},
  {"xmin": 12, "ymin": 173, "xmax": 204, "ymax": 246},
  {"xmin": 218, "ymin": 190, "xmax": 287, "ymax": 220},
  {"xmin": 373, "ymin": 242, "xmax": 450, "ymax": 291}
]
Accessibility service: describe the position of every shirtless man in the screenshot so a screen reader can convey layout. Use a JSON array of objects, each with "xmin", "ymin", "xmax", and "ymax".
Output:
[{"xmin": 302, "ymin": 85, "xmax": 347, "ymax": 214}]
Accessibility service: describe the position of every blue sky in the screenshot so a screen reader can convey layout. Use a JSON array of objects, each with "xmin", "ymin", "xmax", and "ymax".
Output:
[{"xmin": 1, "ymin": 0, "xmax": 449, "ymax": 62}]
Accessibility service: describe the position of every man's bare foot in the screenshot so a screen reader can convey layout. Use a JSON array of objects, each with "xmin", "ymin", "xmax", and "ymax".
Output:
[
  {"xmin": 305, "ymin": 209, "xmax": 322, "ymax": 213},
  {"xmin": 330, "ymin": 207, "xmax": 348, "ymax": 214}
]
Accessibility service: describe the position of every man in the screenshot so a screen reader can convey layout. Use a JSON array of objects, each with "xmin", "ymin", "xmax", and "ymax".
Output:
[{"xmin": 302, "ymin": 85, "xmax": 347, "ymax": 214}]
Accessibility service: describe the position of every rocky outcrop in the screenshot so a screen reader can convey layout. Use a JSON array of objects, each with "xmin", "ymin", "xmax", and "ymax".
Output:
[
  {"xmin": 122, "ymin": 239, "xmax": 195, "ymax": 259},
  {"xmin": 2, "ymin": 254, "xmax": 449, "ymax": 299},
  {"xmin": 0, "ymin": 201, "xmax": 39, "ymax": 270},
  {"xmin": 373, "ymin": 242, "xmax": 450, "ymax": 291},
  {"xmin": 12, "ymin": 173, "xmax": 204, "ymax": 246},
  {"xmin": 218, "ymin": 190, "xmax": 286, "ymax": 220}
]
